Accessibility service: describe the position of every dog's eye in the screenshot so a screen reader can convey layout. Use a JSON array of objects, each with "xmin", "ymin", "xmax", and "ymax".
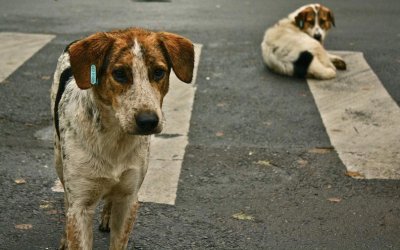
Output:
[
  {"xmin": 112, "ymin": 68, "xmax": 129, "ymax": 84},
  {"xmin": 153, "ymin": 68, "xmax": 166, "ymax": 81}
]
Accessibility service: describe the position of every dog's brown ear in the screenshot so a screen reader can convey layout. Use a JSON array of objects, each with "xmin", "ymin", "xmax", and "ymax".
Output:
[
  {"xmin": 320, "ymin": 6, "xmax": 335, "ymax": 27},
  {"xmin": 327, "ymin": 10, "xmax": 335, "ymax": 27},
  {"xmin": 295, "ymin": 10, "xmax": 307, "ymax": 29},
  {"xmin": 159, "ymin": 32, "xmax": 194, "ymax": 83},
  {"xmin": 68, "ymin": 33, "xmax": 114, "ymax": 89}
]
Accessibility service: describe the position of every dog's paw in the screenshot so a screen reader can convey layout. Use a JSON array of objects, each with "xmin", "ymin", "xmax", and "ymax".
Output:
[
  {"xmin": 99, "ymin": 221, "xmax": 110, "ymax": 232},
  {"xmin": 99, "ymin": 201, "xmax": 111, "ymax": 232},
  {"xmin": 58, "ymin": 237, "xmax": 67, "ymax": 250},
  {"xmin": 331, "ymin": 58, "xmax": 347, "ymax": 70}
]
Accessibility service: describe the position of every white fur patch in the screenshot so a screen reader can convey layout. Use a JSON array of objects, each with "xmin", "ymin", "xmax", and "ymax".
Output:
[{"xmin": 132, "ymin": 39, "xmax": 143, "ymax": 58}]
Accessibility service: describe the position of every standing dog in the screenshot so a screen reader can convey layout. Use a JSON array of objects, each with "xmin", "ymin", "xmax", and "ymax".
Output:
[
  {"xmin": 261, "ymin": 3, "xmax": 346, "ymax": 79},
  {"xmin": 51, "ymin": 28, "xmax": 194, "ymax": 249}
]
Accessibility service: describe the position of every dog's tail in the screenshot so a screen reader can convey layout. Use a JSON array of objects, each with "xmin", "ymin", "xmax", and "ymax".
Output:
[{"xmin": 293, "ymin": 51, "xmax": 314, "ymax": 78}]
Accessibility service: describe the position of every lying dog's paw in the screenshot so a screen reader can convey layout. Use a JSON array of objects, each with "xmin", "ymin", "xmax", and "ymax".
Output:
[{"xmin": 332, "ymin": 58, "xmax": 347, "ymax": 70}]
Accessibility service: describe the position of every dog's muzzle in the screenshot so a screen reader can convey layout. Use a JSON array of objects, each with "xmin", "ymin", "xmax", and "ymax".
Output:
[
  {"xmin": 135, "ymin": 111, "xmax": 160, "ymax": 134},
  {"xmin": 313, "ymin": 33, "xmax": 322, "ymax": 42}
]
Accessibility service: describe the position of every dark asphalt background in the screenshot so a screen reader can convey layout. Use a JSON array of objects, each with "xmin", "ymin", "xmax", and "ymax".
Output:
[{"xmin": 0, "ymin": 0, "xmax": 399, "ymax": 249}]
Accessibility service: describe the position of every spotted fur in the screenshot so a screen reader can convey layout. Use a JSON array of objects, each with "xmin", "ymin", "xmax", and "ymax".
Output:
[{"xmin": 50, "ymin": 27, "xmax": 194, "ymax": 249}]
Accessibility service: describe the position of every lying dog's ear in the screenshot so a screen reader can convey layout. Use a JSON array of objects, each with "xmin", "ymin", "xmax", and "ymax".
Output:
[
  {"xmin": 295, "ymin": 10, "xmax": 307, "ymax": 29},
  {"xmin": 159, "ymin": 32, "xmax": 194, "ymax": 83},
  {"xmin": 68, "ymin": 33, "xmax": 114, "ymax": 89},
  {"xmin": 327, "ymin": 10, "xmax": 335, "ymax": 27}
]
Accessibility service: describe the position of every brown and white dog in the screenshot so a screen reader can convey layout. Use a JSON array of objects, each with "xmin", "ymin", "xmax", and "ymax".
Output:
[
  {"xmin": 51, "ymin": 28, "xmax": 194, "ymax": 249},
  {"xmin": 261, "ymin": 3, "xmax": 346, "ymax": 79}
]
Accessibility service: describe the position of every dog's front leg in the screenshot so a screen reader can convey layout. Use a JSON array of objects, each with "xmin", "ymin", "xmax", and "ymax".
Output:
[
  {"xmin": 66, "ymin": 207, "xmax": 95, "ymax": 250},
  {"xmin": 64, "ymin": 179, "xmax": 101, "ymax": 250},
  {"xmin": 109, "ymin": 196, "xmax": 140, "ymax": 250}
]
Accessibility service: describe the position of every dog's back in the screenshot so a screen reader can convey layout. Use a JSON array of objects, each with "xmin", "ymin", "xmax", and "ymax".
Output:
[
  {"xmin": 50, "ymin": 51, "xmax": 73, "ymax": 181},
  {"xmin": 261, "ymin": 19, "xmax": 316, "ymax": 77}
]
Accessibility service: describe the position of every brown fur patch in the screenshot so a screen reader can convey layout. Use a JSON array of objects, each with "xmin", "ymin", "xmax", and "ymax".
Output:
[
  {"xmin": 295, "ymin": 7, "xmax": 315, "ymax": 30},
  {"xmin": 66, "ymin": 215, "xmax": 81, "ymax": 250},
  {"xmin": 159, "ymin": 32, "xmax": 195, "ymax": 83},
  {"xmin": 68, "ymin": 33, "xmax": 114, "ymax": 89},
  {"xmin": 120, "ymin": 202, "xmax": 140, "ymax": 247},
  {"xmin": 92, "ymin": 48, "xmax": 134, "ymax": 107},
  {"xmin": 319, "ymin": 6, "xmax": 335, "ymax": 29}
]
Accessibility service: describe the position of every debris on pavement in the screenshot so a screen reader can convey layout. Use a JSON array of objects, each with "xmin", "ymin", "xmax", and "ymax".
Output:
[
  {"xmin": 308, "ymin": 147, "xmax": 334, "ymax": 154},
  {"xmin": 232, "ymin": 211, "xmax": 255, "ymax": 221},
  {"xmin": 327, "ymin": 197, "xmax": 342, "ymax": 203},
  {"xmin": 14, "ymin": 178, "xmax": 26, "ymax": 184},
  {"xmin": 255, "ymin": 160, "xmax": 273, "ymax": 167},
  {"xmin": 345, "ymin": 170, "xmax": 365, "ymax": 179},
  {"xmin": 15, "ymin": 224, "xmax": 33, "ymax": 230}
]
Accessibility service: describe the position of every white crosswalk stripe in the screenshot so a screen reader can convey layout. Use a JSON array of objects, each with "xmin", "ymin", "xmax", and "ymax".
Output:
[
  {"xmin": 0, "ymin": 32, "xmax": 55, "ymax": 83},
  {"xmin": 138, "ymin": 44, "xmax": 202, "ymax": 205},
  {"xmin": 308, "ymin": 51, "xmax": 400, "ymax": 179}
]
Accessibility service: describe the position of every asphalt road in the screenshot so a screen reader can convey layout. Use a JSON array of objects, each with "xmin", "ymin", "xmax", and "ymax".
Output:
[{"xmin": 0, "ymin": 0, "xmax": 400, "ymax": 249}]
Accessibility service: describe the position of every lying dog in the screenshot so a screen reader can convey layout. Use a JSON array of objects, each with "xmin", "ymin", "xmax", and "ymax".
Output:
[
  {"xmin": 51, "ymin": 28, "xmax": 194, "ymax": 249},
  {"xmin": 261, "ymin": 3, "xmax": 346, "ymax": 79}
]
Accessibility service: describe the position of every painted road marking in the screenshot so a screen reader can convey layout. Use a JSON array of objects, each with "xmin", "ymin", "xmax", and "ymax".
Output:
[
  {"xmin": 138, "ymin": 44, "xmax": 202, "ymax": 205},
  {"xmin": 308, "ymin": 51, "xmax": 400, "ymax": 179},
  {"xmin": 0, "ymin": 32, "xmax": 55, "ymax": 83},
  {"xmin": 48, "ymin": 44, "xmax": 203, "ymax": 205}
]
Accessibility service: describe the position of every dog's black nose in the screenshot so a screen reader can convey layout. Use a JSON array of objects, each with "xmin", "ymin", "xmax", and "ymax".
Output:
[
  {"xmin": 313, "ymin": 33, "xmax": 322, "ymax": 41},
  {"xmin": 135, "ymin": 112, "xmax": 159, "ymax": 132}
]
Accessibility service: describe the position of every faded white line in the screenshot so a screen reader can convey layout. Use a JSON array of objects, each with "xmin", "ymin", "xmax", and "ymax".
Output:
[
  {"xmin": 308, "ymin": 51, "xmax": 400, "ymax": 179},
  {"xmin": 0, "ymin": 32, "xmax": 55, "ymax": 83},
  {"xmin": 138, "ymin": 44, "xmax": 202, "ymax": 205}
]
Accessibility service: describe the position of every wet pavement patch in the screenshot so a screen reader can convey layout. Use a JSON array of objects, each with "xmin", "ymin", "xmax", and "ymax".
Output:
[{"xmin": 34, "ymin": 126, "xmax": 53, "ymax": 142}]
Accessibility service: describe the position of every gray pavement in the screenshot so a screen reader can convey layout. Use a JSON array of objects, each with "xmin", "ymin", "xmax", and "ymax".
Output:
[{"xmin": 0, "ymin": 0, "xmax": 400, "ymax": 249}]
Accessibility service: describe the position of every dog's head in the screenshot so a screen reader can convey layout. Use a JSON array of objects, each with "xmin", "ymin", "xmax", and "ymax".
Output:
[
  {"xmin": 67, "ymin": 28, "xmax": 194, "ymax": 135},
  {"xmin": 291, "ymin": 4, "xmax": 335, "ymax": 43}
]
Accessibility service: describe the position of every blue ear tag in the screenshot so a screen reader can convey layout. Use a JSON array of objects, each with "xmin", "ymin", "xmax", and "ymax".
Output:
[
  {"xmin": 299, "ymin": 20, "xmax": 304, "ymax": 29},
  {"xmin": 90, "ymin": 64, "xmax": 97, "ymax": 85}
]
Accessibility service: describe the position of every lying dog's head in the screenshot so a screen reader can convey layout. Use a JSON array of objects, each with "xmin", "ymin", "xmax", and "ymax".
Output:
[
  {"xmin": 67, "ymin": 28, "xmax": 194, "ymax": 135},
  {"xmin": 291, "ymin": 3, "xmax": 335, "ymax": 43}
]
